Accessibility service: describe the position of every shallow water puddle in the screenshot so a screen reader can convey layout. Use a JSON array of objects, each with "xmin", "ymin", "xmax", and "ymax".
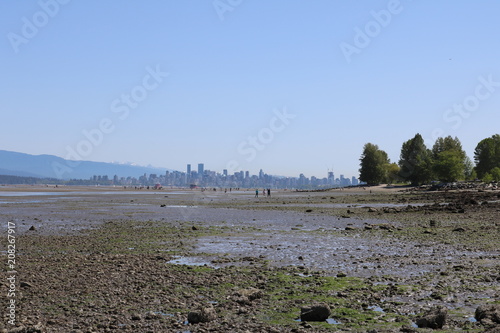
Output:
[
  {"xmin": 167, "ymin": 256, "xmax": 214, "ymax": 267},
  {"xmin": 367, "ymin": 305, "xmax": 385, "ymax": 313},
  {"xmin": 295, "ymin": 318, "xmax": 342, "ymax": 324}
]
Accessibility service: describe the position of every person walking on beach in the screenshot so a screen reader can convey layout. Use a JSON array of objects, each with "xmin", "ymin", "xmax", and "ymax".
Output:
[
  {"xmin": 267, "ymin": 188, "xmax": 271, "ymax": 197},
  {"xmin": 255, "ymin": 189, "xmax": 259, "ymax": 198}
]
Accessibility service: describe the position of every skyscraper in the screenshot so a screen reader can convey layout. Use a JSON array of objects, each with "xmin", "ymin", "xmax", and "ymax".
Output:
[
  {"xmin": 328, "ymin": 171, "xmax": 334, "ymax": 185},
  {"xmin": 198, "ymin": 163, "xmax": 204, "ymax": 176},
  {"xmin": 186, "ymin": 164, "xmax": 191, "ymax": 183}
]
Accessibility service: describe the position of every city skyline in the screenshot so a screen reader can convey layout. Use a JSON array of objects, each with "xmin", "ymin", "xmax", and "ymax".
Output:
[
  {"xmin": 89, "ymin": 162, "xmax": 360, "ymax": 189},
  {"xmin": 181, "ymin": 162, "xmax": 359, "ymax": 187},
  {"xmin": 54, "ymin": 158, "xmax": 361, "ymax": 189}
]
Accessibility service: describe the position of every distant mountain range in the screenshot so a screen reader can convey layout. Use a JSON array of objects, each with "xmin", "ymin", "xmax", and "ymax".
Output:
[{"xmin": 0, "ymin": 150, "xmax": 171, "ymax": 180}]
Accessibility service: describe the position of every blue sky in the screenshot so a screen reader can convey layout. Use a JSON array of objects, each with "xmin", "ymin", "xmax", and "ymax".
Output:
[{"xmin": 1, "ymin": 1, "xmax": 499, "ymax": 179}]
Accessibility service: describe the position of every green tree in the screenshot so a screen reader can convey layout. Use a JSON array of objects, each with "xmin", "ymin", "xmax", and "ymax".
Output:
[
  {"xmin": 398, "ymin": 133, "xmax": 433, "ymax": 185},
  {"xmin": 386, "ymin": 163, "xmax": 401, "ymax": 184},
  {"xmin": 474, "ymin": 134, "xmax": 500, "ymax": 178},
  {"xmin": 433, "ymin": 150, "xmax": 466, "ymax": 182},
  {"xmin": 432, "ymin": 136, "xmax": 466, "ymax": 159},
  {"xmin": 432, "ymin": 136, "xmax": 466, "ymax": 182},
  {"xmin": 490, "ymin": 167, "xmax": 500, "ymax": 181},
  {"xmin": 359, "ymin": 143, "xmax": 390, "ymax": 185},
  {"xmin": 483, "ymin": 173, "xmax": 494, "ymax": 183}
]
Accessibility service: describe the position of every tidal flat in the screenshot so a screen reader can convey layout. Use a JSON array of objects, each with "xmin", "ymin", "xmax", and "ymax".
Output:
[{"xmin": 1, "ymin": 185, "xmax": 499, "ymax": 332}]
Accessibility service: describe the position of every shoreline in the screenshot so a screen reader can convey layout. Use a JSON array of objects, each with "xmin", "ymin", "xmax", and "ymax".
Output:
[{"xmin": 1, "ymin": 187, "xmax": 498, "ymax": 332}]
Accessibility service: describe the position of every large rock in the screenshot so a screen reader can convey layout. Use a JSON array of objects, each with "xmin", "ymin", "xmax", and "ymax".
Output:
[
  {"xmin": 187, "ymin": 305, "xmax": 217, "ymax": 324},
  {"xmin": 232, "ymin": 288, "xmax": 263, "ymax": 305},
  {"xmin": 476, "ymin": 304, "xmax": 500, "ymax": 326},
  {"xmin": 238, "ymin": 288, "xmax": 263, "ymax": 300},
  {"xmin": 300, "ymin": 303, "xmax": 331, "ymax": 322},
  {"xmin": 415, "ymin": 306, "xmax": 447, "ymax": 329}
]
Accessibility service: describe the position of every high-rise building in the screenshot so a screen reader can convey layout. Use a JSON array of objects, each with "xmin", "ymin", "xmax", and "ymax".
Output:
[
  {"xmin": 328, "ymin": 171, "xmax": 334, "ymax": 185},
  {"xmin": 198, "ymin": 163, "xmax": 204, "ymax": 176},
  {"xmin": 187, "ymin": 164, "xmax": 191, "ymax": 175}
]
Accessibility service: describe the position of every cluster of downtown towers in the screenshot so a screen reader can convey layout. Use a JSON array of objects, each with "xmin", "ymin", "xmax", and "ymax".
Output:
[{"xmin": 127, "ymin": 163, "xmax": 361, "ymax": 189}]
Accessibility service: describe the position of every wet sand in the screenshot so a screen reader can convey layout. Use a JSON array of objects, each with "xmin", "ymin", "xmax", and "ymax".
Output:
[{"xmin": 1, "ymin": 186, "xmax": 499, "ymax": 332}]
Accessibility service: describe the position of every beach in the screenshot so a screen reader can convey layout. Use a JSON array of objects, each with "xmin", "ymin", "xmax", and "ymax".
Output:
[{"xmin": 1, "ymin": 185, "xmax": 499, "ymax": 332}]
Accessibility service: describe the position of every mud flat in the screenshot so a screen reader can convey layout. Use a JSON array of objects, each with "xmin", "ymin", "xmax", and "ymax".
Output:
[{"xmin": 1, "ymin": 186, "xmax": 499, "ymax": 332}]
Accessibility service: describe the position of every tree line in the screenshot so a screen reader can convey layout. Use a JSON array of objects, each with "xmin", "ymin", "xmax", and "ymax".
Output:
[
  {"xmin": 359, "ymin": 134, "xmax": 500, "ymax": 185},
  {"xmin": 0, "ymin": 175, "xmax": 59, "ymax": 185}
]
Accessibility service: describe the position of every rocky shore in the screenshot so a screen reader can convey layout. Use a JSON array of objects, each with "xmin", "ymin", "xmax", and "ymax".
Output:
[{"xmin": 1, "ymin": 186, "xmax": 499, "ymax": 332}]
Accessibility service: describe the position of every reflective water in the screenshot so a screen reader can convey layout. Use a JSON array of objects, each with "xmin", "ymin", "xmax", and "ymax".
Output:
[
  {"xmin": 0, "ymin": 191, "xmax": 190, "ymax": 197},
  {"xmin": 167, "ymin": 256, "xmax": 214, "ymax": 267},
  {"xmin": 367, "ymin": 305, "xmax": 384, "ymax": 313}
]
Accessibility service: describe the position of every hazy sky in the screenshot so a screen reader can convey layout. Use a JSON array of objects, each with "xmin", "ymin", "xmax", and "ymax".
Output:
[{"xmin": 1, "ymin": 1, "xmax": 499, "ymax": 178}]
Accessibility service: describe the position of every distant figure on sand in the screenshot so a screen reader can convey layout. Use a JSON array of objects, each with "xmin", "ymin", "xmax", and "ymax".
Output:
[
  {"xmin": 267, "ymin": 188, "xmax": 271, "ymax": 197},
  {"xmin": 255, "ymin": 189, "xmax": 259, "ymax": 198}
]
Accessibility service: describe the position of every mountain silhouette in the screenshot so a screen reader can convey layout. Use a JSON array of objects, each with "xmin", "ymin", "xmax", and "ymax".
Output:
[{"xmin": 0, "ymin": 150, "xmax": 169, "ymax": 180}]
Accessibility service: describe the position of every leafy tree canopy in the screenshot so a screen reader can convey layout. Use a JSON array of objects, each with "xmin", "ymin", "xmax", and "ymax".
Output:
[
  {"xmin": 474, "ymin": 134, "xmax": 500, "ymax": 178},
  {"xmin": 359, "ymin": 143, "xmax": 390, "ymax": 185},
  {"xmin": 398, "ymin": 133, "xmax": 433, "ymax": 185},
  {"xmin": 432, "ymin": 136, "xmax": 467, "ymax": 182}
]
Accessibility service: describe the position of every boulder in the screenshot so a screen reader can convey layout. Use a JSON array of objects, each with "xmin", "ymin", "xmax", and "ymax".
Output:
[
  {"xmin": 476, "ymin": 304, "xmax": 500, "ymax": 325},
  {"xmin": 232, "ymin": 288, "xmax": 263, "ymax": 305},
  {"xmin": 187, "ymin": 305, "xmax": 217, "ymax": 324},
  {"xmin": 415, "ymin": 306, "xmax": 447, "ymax": 329},
  {"xmin": 237, "ymin": 288, "xmax": 263, "ymax": 301},
  {"xmin": 300, "ymin": 303, "xmax": 331, "ymax": 322}
]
